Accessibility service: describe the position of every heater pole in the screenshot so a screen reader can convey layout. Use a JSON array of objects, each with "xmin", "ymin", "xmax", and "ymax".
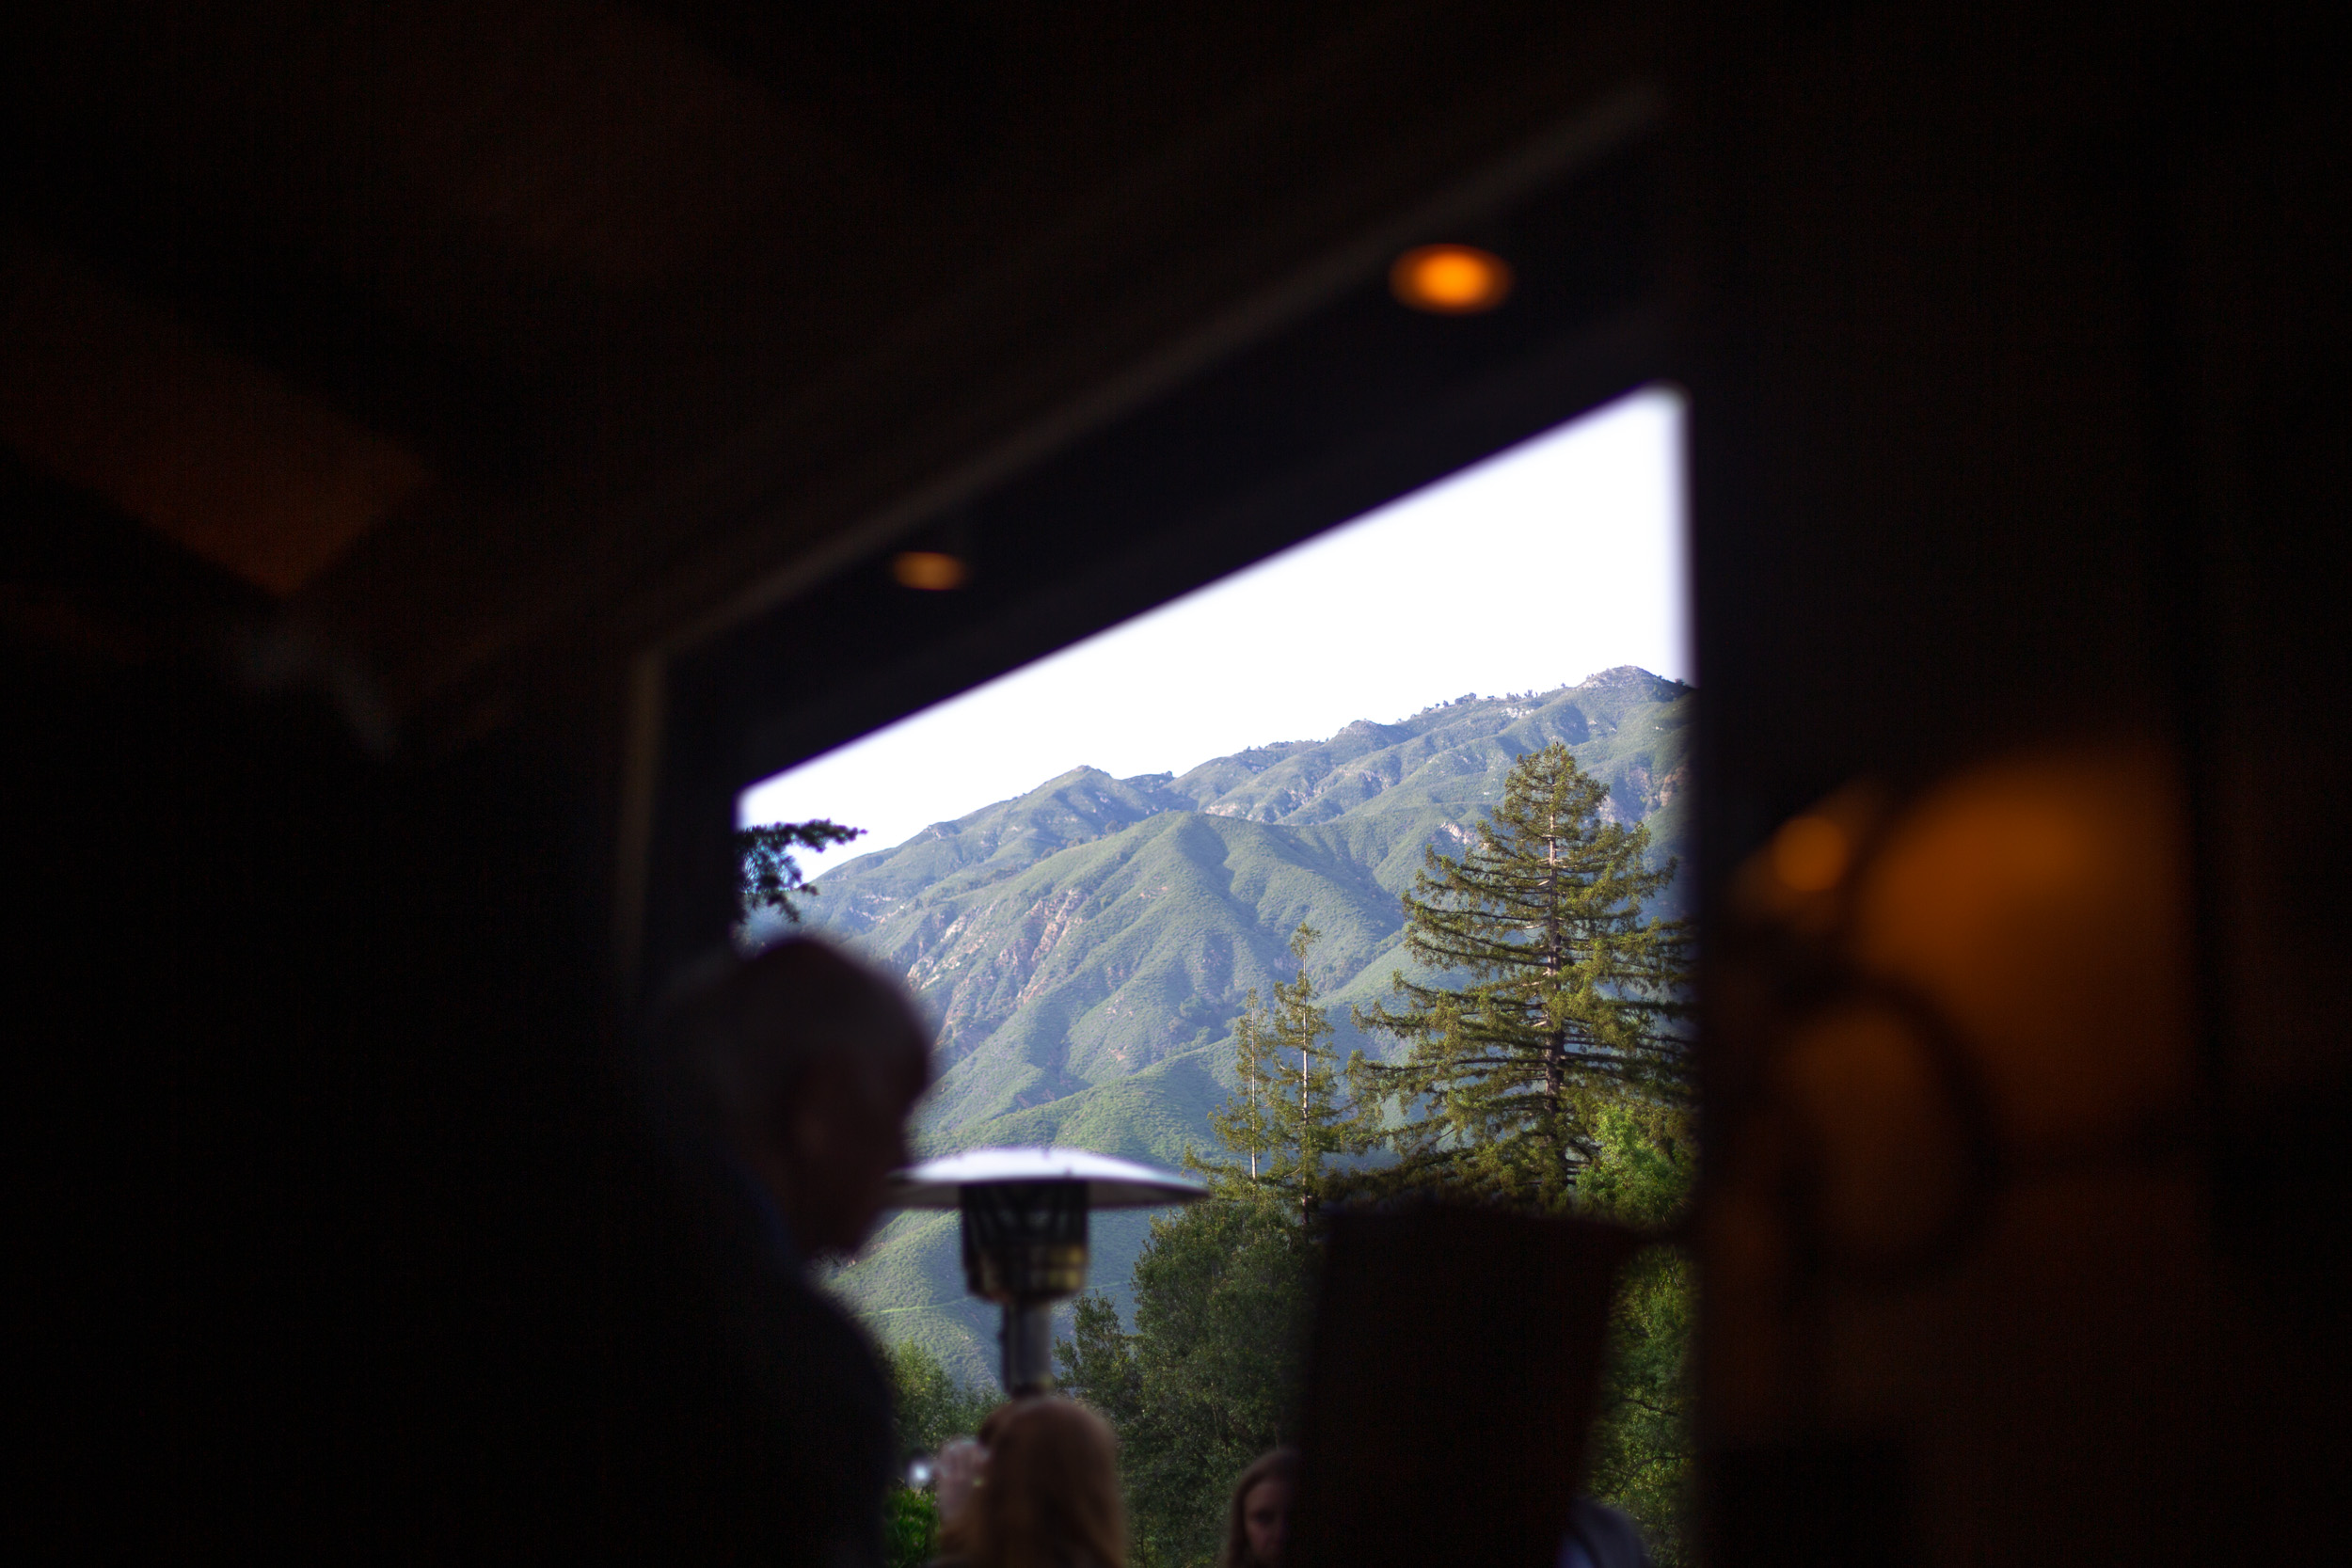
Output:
[{"xmin": 1002, "ymin": 1299, "xmax": 1057, "ymax": 1396}]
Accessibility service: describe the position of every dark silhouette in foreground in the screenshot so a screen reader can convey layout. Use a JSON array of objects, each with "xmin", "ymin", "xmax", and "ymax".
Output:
[{"xmin": 654, "ymin": 937, "xmax": 933, "ymax": 1568}]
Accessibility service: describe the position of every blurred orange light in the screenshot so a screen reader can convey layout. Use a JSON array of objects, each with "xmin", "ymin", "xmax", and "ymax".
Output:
[
  {"xmin": 1772, "ymin": 814, "xmax": 1851, "ymax": 893},
  {"xmin": 1390, "ymin": 245, "xmax": 1514, "ymax": 313},
  {"xmin": 892, "ymin": 550, "xmax": 969, "ymax": 591}
]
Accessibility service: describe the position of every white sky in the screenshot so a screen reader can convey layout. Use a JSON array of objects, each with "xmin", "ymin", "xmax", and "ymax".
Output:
[{"xmin": 739, "ymin": 384, "xmax": 1688, "ymax": 879}]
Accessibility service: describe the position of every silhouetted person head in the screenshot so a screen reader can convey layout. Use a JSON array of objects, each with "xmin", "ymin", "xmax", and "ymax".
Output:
[
  {"xmin": 959, "ymin": 1396, "xmax": 1125, "ymax": 1568},
  {"xmin": 1220, "ymin": 1448, "xmax": 1299, "ymax": 1568},
  {"xmin": 656, "ymin": 936, "xmax": 931, "ymax": 1258}
]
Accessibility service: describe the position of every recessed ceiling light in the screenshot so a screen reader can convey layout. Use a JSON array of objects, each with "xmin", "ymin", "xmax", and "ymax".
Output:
[
  {"xmin": 1390, "ymin": 244, "xmax": 1514, "ymax": 314},
  {"xmin": 893, "ymin": 550, "xmax": 970, "ymax": 591}
]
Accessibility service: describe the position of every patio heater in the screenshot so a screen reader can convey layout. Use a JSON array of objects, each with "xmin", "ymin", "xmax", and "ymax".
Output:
[{"xmin": 886, "ymin": 1147, "xmax": 1205, "ymax": 1395}]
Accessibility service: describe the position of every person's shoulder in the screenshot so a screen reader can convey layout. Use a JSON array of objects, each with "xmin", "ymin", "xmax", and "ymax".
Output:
[
  {"xmin": 1565, "ymin": 1497, "xmax": 1653, "ymax": 1568},
  {"xmin": 743, "ymin": 1266, "xmax": 890, "ymax": 1400}
]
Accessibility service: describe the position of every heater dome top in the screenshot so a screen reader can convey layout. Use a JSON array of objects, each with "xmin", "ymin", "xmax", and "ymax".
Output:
[{"xmin": 886, "ymin": 1146, "xmax": 1208, "ymax": 1210}]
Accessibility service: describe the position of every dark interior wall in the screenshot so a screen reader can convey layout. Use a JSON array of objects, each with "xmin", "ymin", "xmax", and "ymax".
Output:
[
  {"xmin": 1687, "ymin": 6, "xmax": 2172, "ymax": 832},
  {"xmin": 2174, "ymin": 55, "xmax": 2352, "ymax": 1210},
  {"xmin": 1682, "ymin": 8, "xmax": 2351, "ymax": 1564},
  {"xmin": 8, "ymin": 613, "xmax": 930, "ymax": 1561},
  {"xmin": 2172, "ymin": 39, "xmax": 2352, "ymax": 1558},
  {"xmin": 6, "ymin": 531, "xmax": 712, "ymax": 1553}
]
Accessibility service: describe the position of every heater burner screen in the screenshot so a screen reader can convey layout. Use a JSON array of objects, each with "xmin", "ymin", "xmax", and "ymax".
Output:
[{"xmin": 960, "ymin": 1181, "xmax": 1090, "ymax": 1301}]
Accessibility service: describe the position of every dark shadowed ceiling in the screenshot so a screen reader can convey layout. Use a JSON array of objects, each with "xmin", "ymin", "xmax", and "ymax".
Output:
[{"xmin": 0, "ymin": 1, "xmax": 1652, "ymax": 733}]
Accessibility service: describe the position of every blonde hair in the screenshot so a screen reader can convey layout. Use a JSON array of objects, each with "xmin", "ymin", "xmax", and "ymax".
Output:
[{"xmin": 964, "ymin": 1398, "xmax": 1125, "ymax": 1568}]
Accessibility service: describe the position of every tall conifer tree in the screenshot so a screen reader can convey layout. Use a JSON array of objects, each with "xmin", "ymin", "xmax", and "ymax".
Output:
[
  {"xmin": 1194, "ymin": 924, "xmax": 1373, "ymax": 1218},
  {"xmin": 1355, "ymin": 741, "xmax": 1691, "ymax": 1205}
]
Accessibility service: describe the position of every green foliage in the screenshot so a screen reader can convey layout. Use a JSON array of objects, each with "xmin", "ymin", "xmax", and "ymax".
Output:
[
  {"xmin": 736, "ymin": 818, "xmax": 864, "ymax": 926},
  {"xmin": 883, "ymin": 1487, "xmax": 942, "ymax": 1568},
  {"xmin": 1355, "ymin": 741, "xmax": 1693, "ymax": 1207},
  {"xmin": 1057, "ymin": 1292, "xmax": 1141, "ymax": 1429},
  {"xmin": 1194, "ymin": 924, "xmax": 1377, "ymax": 1218},
  {"xmin": 1577, "ymin": 1104, "xmax": 1698, "ymax": 1567},
  {"xmin": 882, "ymin": 1338, "xmax": 997, "ymax": 1458},
  {"xmin": 875, "ymin": 1341, "xmax": 992, "ymax": 1568},
  {"xmin": 1055, "ymin": 930, "xmax": 1357, "ymax": 1560},
  {"xmin": 1057, "ymin": 1188, "xmax": 1314, "ymax": 1567},
  {"xmin": 1053, "ymin": 752, "xmax": 1697, "ymax": 1568},
  {"xmin": 1575, "ymin": 1100, "xmax": 1696, "ymax": 1229}
]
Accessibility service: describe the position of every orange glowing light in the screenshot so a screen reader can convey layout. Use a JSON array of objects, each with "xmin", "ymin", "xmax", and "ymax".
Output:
[
  {"xmin": 1772, "ymin": 814, "xmax": 1851, "ymax": 893},
  {"xmin": 1390, "ymin": 245, "xmax": 1514, "ymax": 313},
  {"xmin": 892, "ymin": 550, "xmax": 969, "ymax": 591}
]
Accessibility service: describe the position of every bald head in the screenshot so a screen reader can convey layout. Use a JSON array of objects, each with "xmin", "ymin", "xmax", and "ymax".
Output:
[{"xmin": 659, "ymin": 938, "xmax": 932, "ymax": 1257}]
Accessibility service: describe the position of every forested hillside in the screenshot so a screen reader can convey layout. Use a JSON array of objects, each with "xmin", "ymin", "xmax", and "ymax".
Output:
[{"xmin": 795, "ymin": 666, "xmax": 1692, "ymax": 1383}]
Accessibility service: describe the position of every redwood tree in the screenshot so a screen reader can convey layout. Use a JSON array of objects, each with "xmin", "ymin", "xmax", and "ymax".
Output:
[{"xmin": 1355, "ymin": 741, "xmax": 1691, "ymax": 1205}]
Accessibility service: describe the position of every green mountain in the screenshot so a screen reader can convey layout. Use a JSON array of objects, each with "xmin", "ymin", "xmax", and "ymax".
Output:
[{"xmin": 797, "ymin": 666, "xmax": 1692, "ymax": 1386}]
